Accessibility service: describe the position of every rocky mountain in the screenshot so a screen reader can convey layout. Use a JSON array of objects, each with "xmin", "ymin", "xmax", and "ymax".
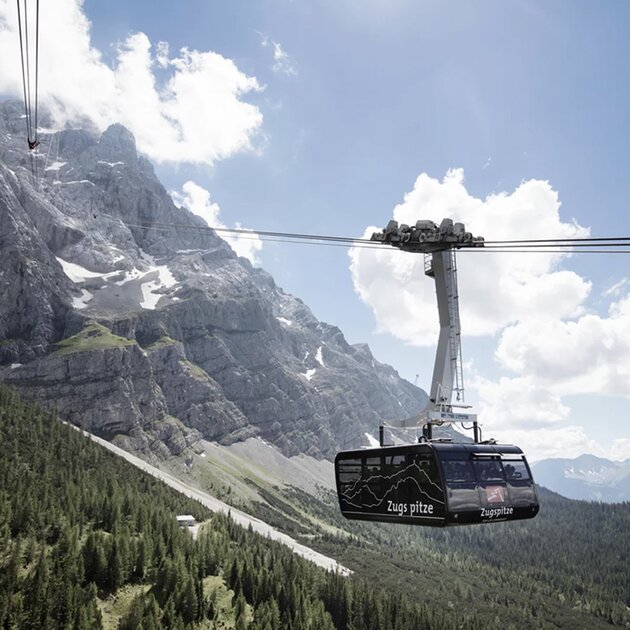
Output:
[
  {"xmin": 0, "ymin": 100, "xmax": 429, "ymax": 460},
  {"xmin": 531, "ymin": 454, "xmax": 630, "ymax": 502}
]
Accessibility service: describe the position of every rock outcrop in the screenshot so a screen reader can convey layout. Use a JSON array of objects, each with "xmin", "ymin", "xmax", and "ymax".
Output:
[{"xmin": 0, "ymin": 100, "xmax": 429, "ymax": 459}]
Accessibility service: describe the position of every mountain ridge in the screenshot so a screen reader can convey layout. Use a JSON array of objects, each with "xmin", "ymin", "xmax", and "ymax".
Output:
[
  {"xmin": 531, "ymin": 453, "xmax": 630, "ymax": 502},
  {"xmin": 0, "ymin": 99, "xmax": 429, "ymax": 460}
]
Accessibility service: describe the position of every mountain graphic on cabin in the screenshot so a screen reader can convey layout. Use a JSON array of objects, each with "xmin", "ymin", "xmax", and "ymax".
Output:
[{"xmin": 339, "ymin": 460, "xmax": 445, "ymax": 510}]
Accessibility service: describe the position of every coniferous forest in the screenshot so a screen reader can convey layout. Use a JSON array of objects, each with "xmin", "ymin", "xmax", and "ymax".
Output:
[
  {"xmin": 1, "ymin": 384, "xmax": 629, "ymax": 629},
  {"xmin": 249, "ymin": 480, "xmax": 630, "ymax": 629},
  {"xmin": 0, "ymin": 385, "xmax": 482, "ymax": 629}
]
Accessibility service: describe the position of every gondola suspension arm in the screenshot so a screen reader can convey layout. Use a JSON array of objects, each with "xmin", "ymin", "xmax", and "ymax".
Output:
[{"xmin": 370, "ymin": 218, "xmax": 485, "ymax": 444}]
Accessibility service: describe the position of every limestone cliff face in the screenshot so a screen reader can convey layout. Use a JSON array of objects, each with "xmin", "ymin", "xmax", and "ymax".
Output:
[{"xmin": 0, "ymin": 101, "xmax": 428, "ymax": 459}]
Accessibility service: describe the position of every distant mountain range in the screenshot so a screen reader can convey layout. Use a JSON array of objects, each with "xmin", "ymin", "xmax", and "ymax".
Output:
[{"xmin": 531, "ymin": 454, "xmax": 630, "ymax": 502}]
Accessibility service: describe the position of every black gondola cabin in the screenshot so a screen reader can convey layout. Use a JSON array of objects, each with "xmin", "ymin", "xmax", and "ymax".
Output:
[{"xmin": 335, "ymin": 442, "xmax": 539, "ymax": 526}]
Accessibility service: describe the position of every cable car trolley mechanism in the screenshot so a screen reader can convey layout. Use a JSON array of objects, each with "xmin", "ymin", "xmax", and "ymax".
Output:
[{"xmin": 334, "ymin": 219, "xmax": 539, "ymax": 526}]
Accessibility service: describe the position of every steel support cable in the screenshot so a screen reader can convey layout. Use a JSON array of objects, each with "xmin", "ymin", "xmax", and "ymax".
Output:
[
  {"xmin": 156, "ymin": 221, "xmax": 372, "ymax": 245},
  {"xmin": 121, "ymin": 221, "xmax": 395, "ymax": 251},
  {"xmin": 461, "ymin": 248, "xmax": 630, "ymax": 254},
  {"xmin": 126, "ymin": 218, "xmax": 629, "ymax": 246},
  {"xmin": 480, "ymin": 242, "xmax": 630, "ymax": 249},
  {"xmin": 122, "ymin": 220, "xmax": 372, "ymax": 245},
  {"xmin": 34, "ymin": 0, "xmax": 39, "ymax": 144},
  {"xmin": 214, "ymin": 226, "xmax": 371, "ymax": 244},
  {"xmin": 214, "ymin": 228, "xmax": 630, "ymax": 247},
  {"xmin": 482, "ymin": 236, "xmax": 630, "ymax": 244},
  {"xmin": 24, "ymin": 0, "xmax": 32, "ymax": 140},
  {"xmin": 16, "ymin": 0, "xmax": 39, "ymax": 150},
  {"xmin": 16, "ymin": 0, "xmax": 31, "ymax": 141},
  {"xmin": 119, "ymin": 219, "xmax": 630, "ymax": 253},
  {"xmin": 118, "ymin": 222, "xmax": 630, "ymax": 254}
]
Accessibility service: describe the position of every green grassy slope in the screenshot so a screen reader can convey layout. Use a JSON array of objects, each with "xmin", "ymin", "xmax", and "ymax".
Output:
[{"xmin": 53, "ymin": 322, "xmax": 135, "ymax": 355}]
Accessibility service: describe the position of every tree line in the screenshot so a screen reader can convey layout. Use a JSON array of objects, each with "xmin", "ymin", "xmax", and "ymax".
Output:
[{"xmin": 0, "ymin": 385, "xmax": 485, "ymax": 629}]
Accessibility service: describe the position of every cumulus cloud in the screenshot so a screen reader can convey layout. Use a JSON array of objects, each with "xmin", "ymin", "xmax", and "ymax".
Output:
[
  {"xmin": 603, "ymin": 277, "xmax": 630, "ymax": 298},
  {"xmin": 611, "ymin": 439, "xmax": 630, "ymax": 462},
  {"xmin": 496, "ymin": 297, "xmax": 630, "ymax": 397},
  {"xmin": 260, "ymin": 34, "xmax": 297, "ymax": 76},
  {"xmin": 495, "ymin": 426, "xmax": 608, "ymax": 463},
  {"xmin": 467, "ymin": 368, "xmax": 625, "ymax": 461},
  {"xmin": 470, "ymin": 296, "xmax": 630, "ymax": 461},
  {"xmin": 171, "ymin": 181, "xmax": 262, "ymax": 265},
  {"xmin": 350, "ymin": 169, "xmax": 630, "ymax": 461},
  {"xmin": 350, "ymin": 168, "xmax": 590, "ymax": 346},
  {"xmin": 155, "ymin": 41, "xmax": 170, "ymax": 69},
  {"xmin": 0, "ymin": 0, "xmax": 263, "ymax": 165},
  {"xmin": 471, "ymin": 374, "xmax": 571, "ymax": 430}
]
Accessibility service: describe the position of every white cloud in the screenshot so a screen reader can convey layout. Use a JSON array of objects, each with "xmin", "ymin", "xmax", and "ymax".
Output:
[
  {"xmin": 471, "ymin": 373, "xmax": 571, "ymax": 430},
  {"xmin": 172, "ymin": 180, "xmax": 221, "ymax": 227},
  {"xmin": 172, "ymin": 181, "xmax": 262, "ymax": 265},
  {"xmin": 496, "ymin": 298, "xmax": 630, "ymax": 397},
  {"xmin": 155, "ymin": 41, "xmax": 170, "ymax": 69},
  {"xmin": 468, "ymin": 302, "xmax": 630, "ymax": 462},
  {"xmin": 349, "ymin": 169, "xmax": 590, "ymax": 346},
  {"xmin": 468, "ymin": 370, "xmax": 626, "ymax": 461},
  {"xmin": 260, "ymin": 34, "xmax": 297, "ymax": 76},
  {"xmin": 349, "ymin": 169, "xmax": 630, "ymax": 461},
  {"xmin": 610, "ymin": 438, "xmax": 630, "ymax": 462},
  {"xmin": 0, "ymin": 0, "xmax": 263, "ymax": 165},
  {"xmin": 497, "ymin": 426, "xmax": 609, "ymax": 463},
  {"xmin": 603, "ymin": 277, "xmax": 630, "ymax": 298}
]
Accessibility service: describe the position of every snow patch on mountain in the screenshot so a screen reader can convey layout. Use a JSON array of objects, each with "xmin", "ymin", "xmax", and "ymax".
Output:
[
  {"xmin": 565, "ymin": 466, "xmax": 612, "ymax": 483},
  {"xmin": 56, "ymin": 257, "xmax": 103, "ymax": 283},
  {"xmin": 316, "ymin": 346, "xmax": 325, "ymax": 367},
  {"xmin": 97, "ymin": 160, "xmax": 124, "ymax": 167},
  {"xmin": 72, "ymin": 289, "xmax": 94, "ymax": 310},
  {"xmin": 114, "ymin": 268, "xmax": 144, "ymax": 285},
  {"xmin": 365, "ymin": 432, "xmax": 380, "ymax": 447},
  {"xmin": 139, "ymin": 265, "xmax": 178, "ymax": 309},
  {"xmin": 45, "ymin": 161, "xmax": 66, "ymax": 171},
  {"xmin": 54, "ymin": 179, "xmax": 95, "ymax": 186}
]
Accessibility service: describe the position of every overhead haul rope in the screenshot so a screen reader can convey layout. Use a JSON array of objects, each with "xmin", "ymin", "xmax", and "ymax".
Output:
[
  {"xmin": 120, "ymin": 220, "xmax": 630, "ymax": 254},
  {"xmin": 16, "ymin": 0, "xmax": 40, "ymax": 151}
]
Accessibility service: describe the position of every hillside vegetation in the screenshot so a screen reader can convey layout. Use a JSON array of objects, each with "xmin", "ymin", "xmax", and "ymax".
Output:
[
  {"xmin": 0, "ymin": 386, "xmax": 491, "ymax": 629},
  {"xmin": 240, "ymin": 467, "xmax": 630, "ymax": 629},
  {"xmin": 1, "ymin": 384, "xmax": 628, "ymax": 628}
]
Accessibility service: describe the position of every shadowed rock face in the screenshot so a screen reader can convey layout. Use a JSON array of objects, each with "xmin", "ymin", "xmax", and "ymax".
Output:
[{"xmin": 0, "ymin": 100, "xmax": 429, "ymax": 459}]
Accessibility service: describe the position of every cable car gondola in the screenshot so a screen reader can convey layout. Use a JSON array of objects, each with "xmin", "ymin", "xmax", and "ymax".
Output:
[
  {"xmin": 335, "ymin": 441, "xmax": 539, "ymax": 526},
  {"xmin": 334, "ymin": 218, "xmax": 540, "ymax": 526}
]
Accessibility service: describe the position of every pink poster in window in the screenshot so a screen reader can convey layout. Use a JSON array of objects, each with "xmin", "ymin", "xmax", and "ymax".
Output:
[{"xmin": 486, "ymin": 485, "xmax": 507, "ymax": 503}]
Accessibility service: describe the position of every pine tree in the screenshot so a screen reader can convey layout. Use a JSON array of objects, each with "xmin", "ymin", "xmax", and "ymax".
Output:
[
  {"xmin": 177, "ymin": 575, "xmax": 198, "ymax": 625},
  {"xmin": 24, "ymin": 548, "xmax": 50, "ymax": 629},
  {"xmin": 106, "ymin": 538, "xmax": 124, "ymax": 591}
]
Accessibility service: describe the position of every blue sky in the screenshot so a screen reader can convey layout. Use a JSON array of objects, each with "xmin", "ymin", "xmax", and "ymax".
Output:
[{"xmin": 2, "ymin": 0, "xmax": 630, "ymax": 460}]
